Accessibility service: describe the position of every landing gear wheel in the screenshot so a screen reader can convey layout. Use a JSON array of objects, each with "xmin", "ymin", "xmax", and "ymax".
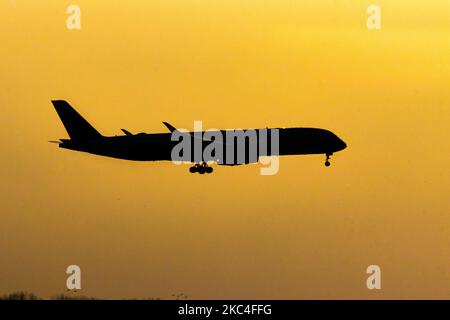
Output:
[
  {"xmin": 189, "ymin": 163, "xmax": 200, "ymax": 174},
  {"xmin": 189, "ymin": 162, "xmax": 213, "ymax": 174},
  {"xmin": 324, "ymin": 153, "xmax": 332, "ymax": 167}
]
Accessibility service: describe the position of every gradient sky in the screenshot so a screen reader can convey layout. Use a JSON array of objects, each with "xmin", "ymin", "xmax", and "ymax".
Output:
[{"xmin": 0, "ymin": 0, "xmax": 449, "ymax": 299}]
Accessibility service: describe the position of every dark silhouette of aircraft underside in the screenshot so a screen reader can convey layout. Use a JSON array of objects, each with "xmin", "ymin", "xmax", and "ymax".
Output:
[{"xmin": 50, "ymin": 100, "xmax": 347, "ymax": 174}]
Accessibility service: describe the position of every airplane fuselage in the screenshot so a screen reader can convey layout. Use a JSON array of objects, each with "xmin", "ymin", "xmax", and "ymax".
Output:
[{"xmin": 60, "ymin": 127, "xmax": 347, "ymax": 163}]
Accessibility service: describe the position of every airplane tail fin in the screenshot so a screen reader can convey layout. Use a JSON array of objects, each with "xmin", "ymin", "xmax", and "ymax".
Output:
[{"xmin": 51, "ymin": 100, "xmax": 103, "ymax": 140}]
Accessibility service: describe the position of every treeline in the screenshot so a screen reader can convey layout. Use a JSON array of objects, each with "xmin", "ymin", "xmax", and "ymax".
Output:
[
  {"xmin": 0, "ymin": 291, "xmax": 97, "ymax": 300},
  {"xmin": 0, "ymin": 291, "xmax": 175, "ymax": 300}
]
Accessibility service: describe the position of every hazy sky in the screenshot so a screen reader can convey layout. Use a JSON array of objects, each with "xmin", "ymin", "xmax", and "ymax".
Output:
[{"xmin": 0, "ymin": 0, "xmax": 449, "ymax": 299}]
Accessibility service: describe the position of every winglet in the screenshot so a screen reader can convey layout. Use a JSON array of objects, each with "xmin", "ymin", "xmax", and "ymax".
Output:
[
  {"xmin": 121, "ymin": 129, "xmax": 133, "ymax": 136},
  {"xmin": 163, "ymin": 122, "xmax": 177, "ymax": 133}
]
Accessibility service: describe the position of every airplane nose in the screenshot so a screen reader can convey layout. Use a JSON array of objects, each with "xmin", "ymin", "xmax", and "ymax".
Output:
[{"xmin": 336, "ymin": 138, "xmax": 347, "ymax": 151}]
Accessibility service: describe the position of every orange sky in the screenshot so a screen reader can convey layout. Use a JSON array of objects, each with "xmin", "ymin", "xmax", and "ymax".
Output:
[{"xmin": 0, "ymin": 0, "xmax": 449, "ymax": 299}]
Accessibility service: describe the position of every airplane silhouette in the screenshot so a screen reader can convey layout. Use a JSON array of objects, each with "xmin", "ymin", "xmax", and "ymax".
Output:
[{"xmin": 50, "ymin": 100, "xmax": 347, "ymax": 174}]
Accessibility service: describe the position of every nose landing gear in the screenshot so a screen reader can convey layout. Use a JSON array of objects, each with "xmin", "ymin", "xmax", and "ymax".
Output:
[
  {"xmin": 189, "ymin": 162, "xmax": 213, "ymax": 174},
  {"xmin": 325, "ymin": 153, "xmax": 332, "ymax": 167}
]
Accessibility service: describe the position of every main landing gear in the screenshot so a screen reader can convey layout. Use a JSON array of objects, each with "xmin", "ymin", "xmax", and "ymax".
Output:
[
  {"xmin": 325, "ymin": 153, "xmax": 332, "ymax": 167},
  {"xmin": 189, "ymin": 162, "xmax": 213, "ymax": 174}
]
